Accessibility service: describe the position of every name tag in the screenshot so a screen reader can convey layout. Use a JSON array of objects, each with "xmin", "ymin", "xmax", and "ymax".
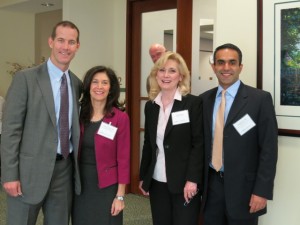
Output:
[
  {"xmin": 97, "ymin": 122, "xmax": 118, "ymax": 140},
  {"xmin": 233, "ymin": 114, "xmax": 256, "ymax": 136},
  {"xmin": 172, "ymin": 110, "xmax": 190, "ymax": 125}
]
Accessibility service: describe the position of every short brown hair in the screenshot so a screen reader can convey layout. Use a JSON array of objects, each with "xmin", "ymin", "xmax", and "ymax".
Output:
[{"xmin": 51, "ymin": 20, "xmax": 80, "ymax": 43}]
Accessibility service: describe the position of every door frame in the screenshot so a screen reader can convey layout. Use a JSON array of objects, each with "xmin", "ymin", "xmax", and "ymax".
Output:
[{"xmin": 126, "ymin": 0, "xmax": 193, "ymax": 194}]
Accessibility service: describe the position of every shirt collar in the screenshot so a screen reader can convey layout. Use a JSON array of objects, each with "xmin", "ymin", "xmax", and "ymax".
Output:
[
  {"xmin": 47, "ymin": 58, "xmax": 70, "ymax": 80},
  {"xmin": 154, "ymin": 88, "xmax": 182, "ymax": 105},
  {"xmin": 216, "ymin": 80, "xmax": 241, "ymax": 98}
]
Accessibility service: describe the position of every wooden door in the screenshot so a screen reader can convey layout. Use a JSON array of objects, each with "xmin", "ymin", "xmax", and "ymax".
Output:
[{"xmin": 126, "ymin": 0, "xmax": 192, "ymax": 194}]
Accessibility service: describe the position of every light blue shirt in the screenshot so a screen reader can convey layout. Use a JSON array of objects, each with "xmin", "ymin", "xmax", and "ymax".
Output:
[
  {"xmin": 211, "ymin": 80, "xmax": 241, "ymax": 171},
  {"xmin": 47, "ymin": 59, "xmax": 73, "ymax": 154}
]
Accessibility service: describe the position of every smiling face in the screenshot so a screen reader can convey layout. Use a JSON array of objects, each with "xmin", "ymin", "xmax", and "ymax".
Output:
[
  {"xmin": 48, "ymin": 25, "xmax": 80, "ymax": 71},
  {"xmin": 90, "ymin": 72, "xmax": 111, "ymax": 104},
  {"xmin": 212, "ymin": 48, "xmax": 243, "ymax": 89},
  {"xmin": 156, "ymin": 59, "xmax": 182, "ymax": 92}
]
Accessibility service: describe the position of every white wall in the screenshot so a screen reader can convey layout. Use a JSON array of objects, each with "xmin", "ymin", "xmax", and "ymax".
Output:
[
  {"xmin": 63, "ymin": 0, "xmax": 126, "ymax": 81},
  {"xmin": 199, "ymin": 38, "xmax": 214, "ymax": 80},
  {"xmin": 112, "ymin": 0, "xmax": 127, "ymax": 90},
  {"xmin": 215, "ymin": 0, "xmax": 257, "ymax": 87},
  {"xmin": 191, "ymin": 0, "xmax": 217, "ymax": 95},
  {"xmin": 35, "ymin": 10, "xmax": 62, "ymax": 64},
  {"xmin": 141, "ymin": 9, "xmax": 177, "ymax": 97},
  {"xmin": 0, "ymin": 10, "xmax": 35, "ymax": 97},
  {"xmin": 63, "ymin": 0, "xmax": 126, "ymax": 101}
]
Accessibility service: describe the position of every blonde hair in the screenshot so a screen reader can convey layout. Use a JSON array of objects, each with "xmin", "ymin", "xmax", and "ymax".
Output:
[{"xmin": 148, "ymin": 51, "xmax": 190, "ymax": 100}]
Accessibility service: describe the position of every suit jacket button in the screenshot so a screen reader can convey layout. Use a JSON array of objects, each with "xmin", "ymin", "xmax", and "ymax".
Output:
[{"xmin": 164, "ymin": 145, "xmax": 169, "ymax": 149}]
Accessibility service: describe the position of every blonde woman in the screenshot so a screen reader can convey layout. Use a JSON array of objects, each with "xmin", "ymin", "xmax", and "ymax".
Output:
[{"xmin": 139, "ymin": 52, "xmax": 204, "ymax": 225}]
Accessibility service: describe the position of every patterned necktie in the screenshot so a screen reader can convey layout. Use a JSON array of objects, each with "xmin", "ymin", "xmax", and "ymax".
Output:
[
  {"xmin": 60, "ymin": 73, "xmax": 69, "ymax": 159},
  {"xmin": 212, "ymin": 90, "xmax": 226, "ymax": 171}
]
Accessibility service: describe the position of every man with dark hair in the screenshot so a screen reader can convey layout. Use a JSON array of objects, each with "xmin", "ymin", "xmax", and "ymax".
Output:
[
  {"xmin": 200, "ymin": 43, "xmax": 278, "ymax": 225},
  {"xmin": 1, "ymin": 20, "xmax": 82, "ymax": 225}
]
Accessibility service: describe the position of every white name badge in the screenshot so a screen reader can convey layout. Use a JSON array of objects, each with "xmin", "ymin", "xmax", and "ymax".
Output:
[
  {"xmin": 97, "ymin": 122, "xmax": 118, "ymax": 140},
  {"xmin": 233, "ymin": 114, "xmax": 256, "ymax": 136},
  {"xmin": 172, "ymin": 110, "xmax": 190, "ymax": 125}
]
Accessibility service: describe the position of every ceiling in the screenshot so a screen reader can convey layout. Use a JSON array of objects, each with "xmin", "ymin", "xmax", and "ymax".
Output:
[{"xmin": 0, "ymin": 0, "xmax": 62, "ymax": 13}]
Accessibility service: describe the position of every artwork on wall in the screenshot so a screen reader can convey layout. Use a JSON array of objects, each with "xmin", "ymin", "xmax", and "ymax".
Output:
[{"xmin": 258, "ymin": 0, "xmax": 300, "ymax": 137}]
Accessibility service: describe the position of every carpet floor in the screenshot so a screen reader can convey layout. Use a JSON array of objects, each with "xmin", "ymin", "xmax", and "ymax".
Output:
[{"xmin": 0, "ymin": 186, "xmax": 152, "ymax": 225}]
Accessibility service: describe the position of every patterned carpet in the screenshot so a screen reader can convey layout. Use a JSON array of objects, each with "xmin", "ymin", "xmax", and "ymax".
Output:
[{"xmin": 0, "ymin": 186, "xmax": 152, "ymax": 225}]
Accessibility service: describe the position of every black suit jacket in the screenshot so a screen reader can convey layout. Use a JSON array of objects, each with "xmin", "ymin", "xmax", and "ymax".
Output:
[
  {"xmin": 140, "ymin": 94, "xmax": 204, "ymax": 194},
  {"xmin": 199, "ymin": 82, "xmax": 278, "ymax": 219}
]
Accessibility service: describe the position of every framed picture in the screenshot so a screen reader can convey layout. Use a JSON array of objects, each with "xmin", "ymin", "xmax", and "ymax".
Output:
[{"xmin": 257, "ymin": 0, "xmax": 300, "ymax": 137}]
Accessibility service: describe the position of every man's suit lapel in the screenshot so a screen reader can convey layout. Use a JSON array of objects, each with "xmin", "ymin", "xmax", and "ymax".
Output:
[
  {"xmin": 69, "ymin": 72, "xmax": 81, "ymax": 155},
  {"xmin": 225, "ymin": 82, "xmax": 248, "ymax": 127},
  {"xmin": 36, "ymin": 63, "xmax": 57, "ymax": 128},
  {"xmin": 206, "ymin": 89, "xmax": 217, "ymax": 135},
  {"xmin": 69, "ymin": 71, "xmax": 80, "ymax": 122}
]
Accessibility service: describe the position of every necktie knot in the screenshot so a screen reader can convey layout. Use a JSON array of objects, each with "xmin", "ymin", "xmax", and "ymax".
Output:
[
  {"xmin": 220, "ymin": 90, "xmax": 226, "ymax": 122},
  {"xmin": 61, "ymin": 73, "xmax": 66, "ymax": 83}
]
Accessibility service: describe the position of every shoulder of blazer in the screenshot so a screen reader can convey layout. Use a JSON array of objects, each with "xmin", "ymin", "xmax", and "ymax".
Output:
[
  {"xmin": 235, "ymin": 82, "xmax": 271, "ymax": 104},
  {"xmin": 173, "ymin": 94, "xmax": 194, "ymax": 108},
  {"xmin": 69, "ymin": 71, "xmax": 82, "ymax": 86},
  {"xmin": 199, "ymin": 87, "xmax": 218, "ymax": 102},
  {"xmin": 16, "ymin": 63, "xmax": 50, "ymax": 87},
  {"xmin": 181, "ymin": 94, "xmax": 202, "ymax": 104},
  {"xmin": 181, "ymin": 93, "xmax": 194, "ymax": 101},
  {"xmin": 145, "ymin": 99, "xmax": 159, "ymax": 112},
  {"xmin": 69, "ymin": 70, "xmax": 82, "ymax": 83},
  {"xmin": 240, "ymin": 82, "xmax": 271, "ymax": 98},
  {"xmin": 16, "ymin": 62, "xmax": 47, "ymax": 78},
  {"xmin": 102, "ymin": 107, "xmax": 129, "ymax": 123}
]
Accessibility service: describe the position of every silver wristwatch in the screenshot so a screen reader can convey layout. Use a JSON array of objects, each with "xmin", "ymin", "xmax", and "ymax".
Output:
[{"xmin": 115, "ymin": 195, "xmax": 124, "ymax": 201}]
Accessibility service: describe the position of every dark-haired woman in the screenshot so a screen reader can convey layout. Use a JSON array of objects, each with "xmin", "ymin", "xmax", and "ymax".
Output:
[{"xmin": 72, "ymin": 66, "xmax": 130, "ymax": 225}]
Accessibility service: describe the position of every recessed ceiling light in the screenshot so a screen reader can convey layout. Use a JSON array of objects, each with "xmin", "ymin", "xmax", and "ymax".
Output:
[{"xmin": 41, "ymin": 3, "xmax": 54, "ymax": 7}]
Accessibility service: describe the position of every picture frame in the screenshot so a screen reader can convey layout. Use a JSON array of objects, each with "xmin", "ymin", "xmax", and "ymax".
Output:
[{"xmin": 257, "ymin": 0, "xmax": 300, "ymax": 137}]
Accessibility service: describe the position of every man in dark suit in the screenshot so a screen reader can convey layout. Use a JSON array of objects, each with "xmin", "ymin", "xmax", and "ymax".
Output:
[
  {"xmin": 1, "ymin": 21, "xmax": 82, "ymax": 225},
  {"xmin": 199, "ymin": 43, "xmax": 278, "ymax": 225}
]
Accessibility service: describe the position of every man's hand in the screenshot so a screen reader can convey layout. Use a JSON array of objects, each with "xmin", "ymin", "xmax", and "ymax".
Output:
[
  {"xmin": 3, "ymin": 181, "xmax": 22, "ymax": 197},
  {"xmin": 249, "ymin": 194, "xmax": 267, "ymax": 213},
  {"xmin": 183, "ymin": 181, "xmax": 198, "ymax": 202}
]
